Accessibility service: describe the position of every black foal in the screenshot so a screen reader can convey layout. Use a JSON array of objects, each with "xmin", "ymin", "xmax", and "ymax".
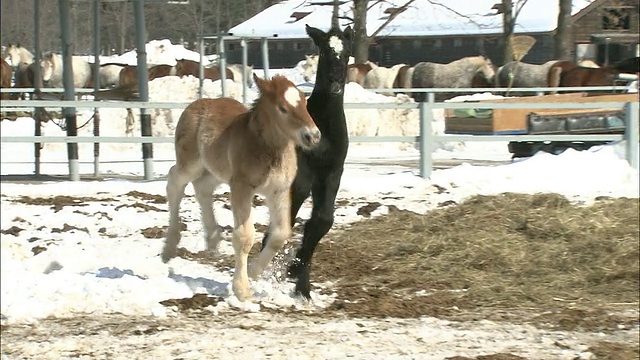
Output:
[{"xmin": 262, "ymin": 24, "xmax": 354, "ymax": 299}]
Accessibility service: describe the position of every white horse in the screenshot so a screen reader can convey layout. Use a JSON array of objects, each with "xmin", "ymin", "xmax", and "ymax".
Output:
[
  {"xmin": 227, "ymin": 63, "xmax": 254, "ymax": 88},
  {"xmin": 363, "ymin": 63, "xmax": 407, "ymax": 95},
  {"xmin": 41, "ymin": 52, "xmax": 92, "ymax": 88},
  {"xmin": 299, "ymin": 54, "xmax": 355, "ymax": 82},
  {"xmin": 5, "ymin": 43, "xmax": 34, "ymax": 66},
  {"xmin": 98, "ymin": 64, "xmax": 125, "ymax": 88}
]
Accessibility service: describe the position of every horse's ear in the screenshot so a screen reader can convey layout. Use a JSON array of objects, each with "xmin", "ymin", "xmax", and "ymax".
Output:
[
  {"xmin": 305, "ymin": 24, "xmax": 326, "ymax": 44},
  {"xmin": 253, "ymin": 73, "xmax": 268, "ymax": 92},
  {"xmin": 343, "ymin": 26, "xmax": 354, "ymax": 42}
]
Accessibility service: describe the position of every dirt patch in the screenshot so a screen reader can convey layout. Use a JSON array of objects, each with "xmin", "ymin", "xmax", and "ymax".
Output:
[
  {"xmin": 1, "ymin": 226, "xmax": 24, "ymax": 236},
  {"xmin": 307, "ymin": 193, "xmax": 639, "ymax": 332},
  {"xmin": 11, "ymin": 195, "xmax": 113, "ymax": 212},
  {"xmin": 114, "ymin": 202, "xmax": 166, "ymax": 212},
  {"xmin": 588, "ymin": 341, "xmax": 640, "ymax": 360},
  {"xmin": 124, "ymin": 191, "xmax": 166, "ymax": 204},
  {"xmin": 141, "ymin": 223, "xmax": 186, "ymax": 239},
  {"xmin": 160, "ymin": 293, "xmax": 223, "ymax": 312},
  {"xmin": 51, "ymin": 223, "xmax": 89, "ymax": 234}
]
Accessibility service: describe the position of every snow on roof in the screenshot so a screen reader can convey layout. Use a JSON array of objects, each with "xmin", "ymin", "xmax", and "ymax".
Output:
[{"xmin": 228, "ymin": 0, "xmax": 593, "ymax": 39}]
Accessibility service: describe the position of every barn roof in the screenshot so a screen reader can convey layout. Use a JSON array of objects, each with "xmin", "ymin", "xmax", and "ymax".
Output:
[{"xmin": 228, "ymin": 0, "xmax": 592, "ymax": 39}]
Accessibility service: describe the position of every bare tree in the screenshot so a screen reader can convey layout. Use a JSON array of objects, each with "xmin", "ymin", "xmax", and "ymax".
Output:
[{"xmin": 555, "ymin": 0, "xmax": 573, "ymax": 60}]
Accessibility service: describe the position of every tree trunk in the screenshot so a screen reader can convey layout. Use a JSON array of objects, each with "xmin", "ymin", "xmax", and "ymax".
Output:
[
  {"xmin": 501, "ymin": 0, "xmax": 514, "ymax": 65},
  {"xmin": 353, "ymin": 0, "xmax": 368, "ymax": 63},
  {"xmin": 555, "ymin": 0, "xmax": 573, "ymax": 61}
]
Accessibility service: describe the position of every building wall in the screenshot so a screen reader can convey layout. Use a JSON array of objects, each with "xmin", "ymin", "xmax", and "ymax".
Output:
[
  {"xmin": 225, "ymin": 33, "xmax": 557, "ymax": 69},
  {"xmin": 572, "ymin": 0, "xmax": 639, "ymax": 64}
]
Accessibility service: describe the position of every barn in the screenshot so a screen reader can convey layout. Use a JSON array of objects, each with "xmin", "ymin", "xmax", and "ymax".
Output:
[{"xmin": 225, "ymin": 0, "xmax": 639, "ymax": 68}]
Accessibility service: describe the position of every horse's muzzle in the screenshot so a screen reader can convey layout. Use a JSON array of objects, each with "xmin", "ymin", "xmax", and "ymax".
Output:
[{"xmin": 300, "ymin": 127, "xmax": 321, "ymax": 149}]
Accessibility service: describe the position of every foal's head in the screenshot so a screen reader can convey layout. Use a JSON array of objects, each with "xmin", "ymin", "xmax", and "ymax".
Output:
[
  {"xmin": 305, "ymin": 24, "xmax": 354, "ymax": 93},
  {"xmin": 253, "ymin": 74, "xmax": 321, "ymax": 149}
]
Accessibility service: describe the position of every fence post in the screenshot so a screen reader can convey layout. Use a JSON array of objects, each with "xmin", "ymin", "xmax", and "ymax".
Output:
[
  {"xmin": 419, "ymin": 92, "xmax": 434, "ymax": 179},
  {"xmin": 625, "ymin": 101, "xmax": 639, "ymax": 170},
  {"xmin": 133, "ymin": 0, "xmax": 153, "ymax": 181},
  {"xmin": 261, "ymin": 38, "xmax": 270, "ymax": 79},
  {"xmin": 59, "ymin": 0, "xmax": 80, "ymax": 181},
  {"xmin": 219, "ymin": 36, "xmax": 227, "ymax": 97},
  {"xmin": 241, "ymin": 38, "xmax": 248, "ymax": 104}
]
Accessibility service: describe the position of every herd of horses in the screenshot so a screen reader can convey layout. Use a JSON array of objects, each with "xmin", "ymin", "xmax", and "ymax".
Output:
[
  {"xmin": 301, "ymin": 53, "xmax": 639, "ymax": 100},
  {"xmin": 1, "ymin": 43, "xmax": 253, "ymax": 100}
]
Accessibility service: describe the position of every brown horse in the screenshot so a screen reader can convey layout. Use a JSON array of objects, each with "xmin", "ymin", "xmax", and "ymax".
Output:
[
  {"xmin": 117, "ymin": 64, "xmax": 176, "ymax": 87},
  {"xmin": 161, "ymin": 75, "xmax": 321, "ymax": 301},
  {"xmin": 347, "ymin": 61, "xmax": 376, "ymax": 87},
  {"xmin": 12, "ymin": 62, "xmax": 40, "ymax": 100},
  {"xmin": 557, "ymin": 66, "xmax": 622, "ymax": 94},
  {"xmin": 118, "ymin": 65, "xmax": 138, "ymax": 87},
  {"xmin": 547, "ymin": 60, "xmax": 579, "ymax": 90},
  {"xmin": 148, "ymin": 64, "xmax": 175, "ymax": 81},
  {"xmin": 1, "ymin": 58, "xmax": 13, "ymax": 100},
  {"xmin": 174, "ymin": 59, "xmax": 234, "ymax": 82}
]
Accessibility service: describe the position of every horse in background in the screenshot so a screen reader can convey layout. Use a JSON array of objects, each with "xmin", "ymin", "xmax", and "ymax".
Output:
[
  {"xmin": 364, "ymin": 63, "xmax": 407, "ymax": 96},
  {"xmin": 40, "ymin": 52, "xmax": 92, "ymax": 88},
  {"xmin": 148, "ymin": 64, "xmax": 176, "ymax": 81},
  {"xmin": 175, "ymin": 59, "xmax": 234, "ymax": 82},
  {"xmin": 5, "ymin": 44, "xmax": 41, "ymax": 99},
  {"xmin": 494, "ymin": 60, "xmax": 558, "ymax": 94},
  {"xmin": 98, "ymin": 63, "xmax": 125, "ymax": 88},
  {"xmin": 227, "ymin": 63, "xmax": 255, "ymax": 88},
  {"xmin": 300, "ymin": 54, "xmax": 319, "ymax": 82},
  {"xmin": 1, "ymin": 57, "xmax": 13, "ymax": 100},
  {"xmin": 161, "ymin": 74, "xmax": 320, "ymax": 301},
  {"xmin": 392, "ymin": 65, "xmax": 414, "ymax": 93},
  {"xmin": 556, "ymin": 66, "xmax": 624, "ymax": 94},
  {"xmin": 5, "ymin": 43, "xmax": 34, "ymax": 67},
  {"xmin": 346, "ymin": 61, "xmax": 377, "ymax": 87},
  {"xmin": 411, "ymin": 55, "xmax": 496, "ymax": 101}
]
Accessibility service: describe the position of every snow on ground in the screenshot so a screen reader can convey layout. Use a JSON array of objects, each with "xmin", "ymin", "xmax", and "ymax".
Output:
[{"xmin": 2, "ymin": 38, "xmax": 639, "ymax": 359}]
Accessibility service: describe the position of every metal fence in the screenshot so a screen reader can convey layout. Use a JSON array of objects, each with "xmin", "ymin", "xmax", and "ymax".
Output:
[{"xmin": 1, "ymin": 86, "xmax": 638, "ymax": 181}]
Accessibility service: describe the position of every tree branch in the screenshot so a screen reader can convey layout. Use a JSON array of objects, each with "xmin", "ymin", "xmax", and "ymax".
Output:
[{"xmin": 369, "ymin": 0, "xmax": 415, "ymax": 39}]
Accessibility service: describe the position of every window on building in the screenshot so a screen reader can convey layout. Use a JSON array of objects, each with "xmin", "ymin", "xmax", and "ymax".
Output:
[
  {"xmin": 433, "ymin": 39, "xmax": 442, "ymax": 48},
  {"xmin": 276, "ymin": 42, "xmax": 285, "ymax": 51},
  {"xmin": 453, "ymin": 38, "xmax": 463, "ymax": 47},
  {"xmin": 228, "ymin": 43, "xmax": 236, "ymax": 51},
  {"xmin": 412, "ymin": 39, "xmax": 421, "ymax": 49},
  {"xmin": 602, "ymin": 7, "xmax": 631, "ymax": 30},
  {"xmin": 294, "ymin": 42, "xmax": 306, "ymax": 51}
]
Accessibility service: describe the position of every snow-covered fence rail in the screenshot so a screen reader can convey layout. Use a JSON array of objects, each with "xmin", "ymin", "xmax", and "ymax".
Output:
[{"xmin": 1, "ymin": 91, "xmax": 638, "ymax": 180}]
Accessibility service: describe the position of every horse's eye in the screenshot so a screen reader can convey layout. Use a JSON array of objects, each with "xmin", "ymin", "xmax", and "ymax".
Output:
[{"xmin": 278, "ymin": 105, "xmax": 288, "ymax": 114}]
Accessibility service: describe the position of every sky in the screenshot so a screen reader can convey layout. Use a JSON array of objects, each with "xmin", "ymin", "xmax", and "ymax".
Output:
[{"xmin": 1, "ymin": 38, "xmax": 639, "ymax": 359}]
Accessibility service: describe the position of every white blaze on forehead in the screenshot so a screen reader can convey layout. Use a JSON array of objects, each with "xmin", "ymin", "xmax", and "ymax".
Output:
[
  {"xmin": 284, "ymin": 86, "xmax": 301, "ymax": 107},
  {"xmin": 328, "ymin": 36, "xmax": 343, "ymax": 58}
]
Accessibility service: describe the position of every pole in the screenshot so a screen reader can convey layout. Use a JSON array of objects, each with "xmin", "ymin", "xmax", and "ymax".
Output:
[
  {"xmin": 198, "ymin": 35, "xmax": 204, "ymax": 99},
  {"xmin": 93, "ymin": 0, "xmax": 101, "ymax": 178},
  {"xmin": 241, "ymin": 38, "xmax": 248, "ymax": 104},
  {"xmin": 261, "ymin": 38, "xmax": 270, "ymax": 79},
  {"xmin": 218, "ymin": 36, "xmax": 227, "ymax": 97},
  {"xmin": 419, "ymin": 92, "xmax": 434, "ymax": 179},
  {"xmin": 133, "ymin": 0, "xmax": 153, "ymax": 180},
  {"xmin": 33, "ymin": 0, "xmax": 42, "ymax": 176},
  {"xmin": 59, "ymin": 0, "xmax": 79, "ymax": 181}
]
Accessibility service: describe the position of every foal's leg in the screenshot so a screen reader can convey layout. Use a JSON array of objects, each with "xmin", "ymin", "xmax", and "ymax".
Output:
[
  {"xmin": 290, "ymin": 168, "xmax": 344, "ymax": 299},
  {"xmin": 260, "ymin": 161, "xmax": 313, "ymax": 250},
  {"xmin": 192, "ymin": 173, "xmax": 223, "ymax": 252},
  {"xmin": 249, "ymin": 188, "xmax": 292, "ymax": 279},
  {"xmin": 229, "ymin": 181, "xmax": 255, "ymax": 301},
  {"xmin": 161, "ymin": 164, "xmax": 201, "ymax": 263}
]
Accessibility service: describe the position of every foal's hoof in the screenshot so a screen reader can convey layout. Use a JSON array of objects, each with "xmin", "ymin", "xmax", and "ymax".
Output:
[{"xmin": 294, "ymin": 281, "xmax": 312, "ymax": 301}]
